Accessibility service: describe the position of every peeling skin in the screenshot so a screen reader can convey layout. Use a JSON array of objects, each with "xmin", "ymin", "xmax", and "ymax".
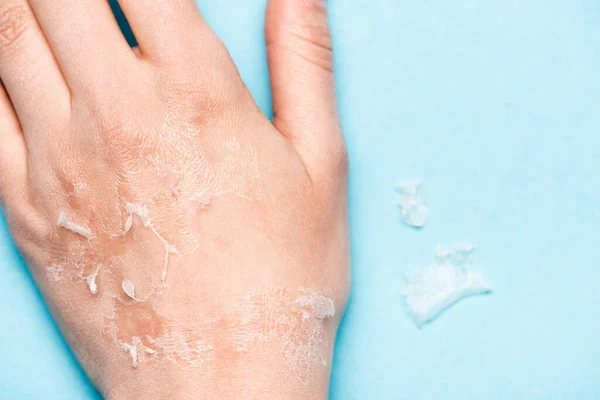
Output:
[
  {"xmin": 104, "ymin": 298, "xmax": 214, "ymax": 369},
  {"xmin": 86, "ymin": 264, "xmax": 102, "ymax": 294},
  {"xmin": 43, "ymin": 126, "xmax": 265, "ymax": 371},
  {"xmin": 231, "ymin": 288, "xmax": 335, "ymax": 384},
  {"xmin": 152, "ymin": 231, "xmax": 179, "ymax": 282},
  {"xmin": 145, "ymin": 325, "xmax": 213, "ymax": 364},
  {"xmin": 123, "ymin": 203, "xmax": 151, "ymax": 234},
  {"xmin": 122, "ymin": 203, "xmax": 180, "ymax": 282},
  {"xmin": 403, "ymin": 243, "xmax": 491, "ymax": 327},
  {"xmin": 296, "ymin": 293, "xmax": 335, "ymax": 320},
  {"xmin": 121, "ymin": 338, "xmax": 139, "ymax": 368},
  {"xmin": 121, "ymin": 336, "xmax": 156, "ymax": 368},
  {"xmin": 395, "ymin": 180, "xmax": 429, "ymax": 228},
  {"xmin": 57, "ymin": 212, "xmax": 94, "ymax": 240},
  {"xmin": 122, "ymin": 279, "xmax": 137, "ymax": 300},
  {"xmin": 119, "ymin": 279, "xmax": 154, "ymax": 304}
]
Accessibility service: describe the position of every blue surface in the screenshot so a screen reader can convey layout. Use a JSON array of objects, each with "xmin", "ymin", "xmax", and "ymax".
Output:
[{"xmin": 1, "ymin": 1, "xmax": 600, "ymax": 398}]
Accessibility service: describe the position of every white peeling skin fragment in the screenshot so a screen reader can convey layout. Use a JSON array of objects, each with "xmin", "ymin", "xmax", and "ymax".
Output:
[
  {"xmin": 120, "ymin": 279, "xmax": 154, "ymax": 304},
  {"xmin": 152, "ymin": 231, "xmax": 179, "ymax": 282},
  {"xmin": 402, "ymin": 244, "xmax": 491, "ymax": 327},
  {"xmin": 57, "ymin": 212, "xmax": 94, "ymax": 240},
  {"xmin": 121, "ymin": 340, "xmax": 138, "ymax": 368},
  {"xmin": 296, "ymin": 293, "xmax": 335, "ymax": 320},
  {"xmin": 395, "ymin": 180, "xmax": 429, "ymax": 228},
  {"xmin": 86, "ymin": 264, "xmax": 102, "ymax": 294},
  {"xmin": 121, "ymin": 336, "xmax": 156, "ymax": 368},
  {"xmin": 123, "ymin": 203, "xmax": 151, "ymax": 234},
  {"xmin": 121, "ymin": 203, "xmax": 179, "ymax": 282},
  {"xmin": 145, "ymin": 329, "xmax": 212, "ymax": 364},
  {"xmin": 231, "ymin": 288, "xmax": 333, "ymax": 384},
  {"xmin": 122, "ymin": 279, "xmax": 137, "ymax": 300}
]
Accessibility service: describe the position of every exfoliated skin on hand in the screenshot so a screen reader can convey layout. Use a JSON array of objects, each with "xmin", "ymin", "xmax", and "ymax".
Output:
[
  {"xmin": 230, "ymin": 288, "xmax": 336, "ymax": 384},
  {"xmin": 22, "ymin": 107, "xmax": 338, "ymax": 384},
  {"xmin": 402, "ymin": 244, "xmax": 492, "ymax": 327}
]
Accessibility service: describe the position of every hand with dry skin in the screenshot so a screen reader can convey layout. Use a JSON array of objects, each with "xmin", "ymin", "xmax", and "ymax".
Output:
[{"xmin": 0, "ymin": 0, "xmax": 349, "ymax": 399}]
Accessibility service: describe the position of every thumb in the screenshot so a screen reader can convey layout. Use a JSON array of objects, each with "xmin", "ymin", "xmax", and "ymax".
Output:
[{"xmin": 265, "ymin": 0, "xmax": 346, "ymax": 181}]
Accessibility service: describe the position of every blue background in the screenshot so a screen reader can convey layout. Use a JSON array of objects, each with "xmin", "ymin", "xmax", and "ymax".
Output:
[{"xmin": 1, "ymin": 1, "xmax": 599, "ymax": 398}]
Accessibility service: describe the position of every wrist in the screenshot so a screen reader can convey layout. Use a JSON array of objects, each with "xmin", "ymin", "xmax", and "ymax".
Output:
[
  {"xmin": 103, "ymin": 334, "xmax": 335, "ymax": 400},
  {"xmin": 100, "ymin": 287, "xmax": 341, "ymax": 400}
]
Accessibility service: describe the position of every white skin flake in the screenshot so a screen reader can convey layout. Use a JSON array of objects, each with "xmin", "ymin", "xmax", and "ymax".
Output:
[
  {"xmin": 120, "ymin": 279, "xmax": 154, "ymax": 304},
  {"xmin": 146, "ymin": 329, "xmax": 212, "ymax": 364},
  {"xmin": 86, "ymin": 264, "xmax": 102, "ymax": 294},
  {"xmin": 232, "ymin": 288, "xmax": 332, "ymax": 384},
  {"xmin": 121, "ymin": 340, "xmax": 138, "ymax": 368},
  {"xmin": 153, "ymin": 231, "xmax": 179, "ymax": 282},
  {"xmin": 122, "ymin": 279, "xmax": 137, "ymax": 300},
  {"xmin": 121, "ymin": 336, "xmax": 156, "ymax": 368},
  {"xmin": 403, "ymin": 244, "xmax": 491, "ymax": 327},
  {"xmin": 122, "ymin": 203, "xmax": 179, "ymax": 282},
  {"xmin": 123, "ymin": 203, "xmax": 151, "ymax": 234},
  {"xmin": 296, "ymin": 293, "xmax": 335, "ymax": 320},
  {"xmin": 57, "ymin": 212, "xmax": 94, "ymax": 240},
  {"xmin": 395, "ymin": 180, "xmax": 429, "ymax": 228}
]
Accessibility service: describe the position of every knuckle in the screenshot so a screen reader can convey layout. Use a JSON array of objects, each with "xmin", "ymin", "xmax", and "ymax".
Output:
[
  {"xmin": 163, "ymin": 72, "xmax": 236, "ymax": 118},
  {"xmin": 326, "ymin": 135, "xmax": 349, "ymax": 177},
  {"xmin": 86, "ymin": 99, "xmax": 141, "ymax": 143},
  {"xmin": 0, "ymin": 4, "xmax": 33, "ymax": 55},
  {"xmin": 156, "ymin": 38, "xmax": 243, "ymax": 117},
  {"xmin": 97, "ymin": 109, "xmax": 138, "ymax": 141}
]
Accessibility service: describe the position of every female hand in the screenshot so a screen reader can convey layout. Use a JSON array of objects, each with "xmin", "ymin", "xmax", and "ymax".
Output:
[{"xmin": 0, "ymin": 0, "xmax": 349, "ymax": 398}]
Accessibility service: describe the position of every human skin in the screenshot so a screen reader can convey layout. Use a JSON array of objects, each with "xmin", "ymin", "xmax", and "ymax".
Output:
[{"xmin": 0, "ymin": 0, "xmax": 349, "ymax": 399}]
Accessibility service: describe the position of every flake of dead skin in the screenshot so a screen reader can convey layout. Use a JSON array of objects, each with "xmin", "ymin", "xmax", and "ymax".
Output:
[
  {"xmin": 106, "ymin": 297, "xmax": 214, "ymax": 369},
  {"xmin": 402, "ymin": 243, "xmax": 491, "ymax": 327},
  {"xmin": 57, "ymin": 212, "xmax": 94, "ymax": 240},
  {"xmin": 120, "ymin": 203, "xmax": 179, "ymax": 282},
  {"xmin": 157, "ymin": 240, "xmax": 179, "ymax": 282},
  {"xmin": 145, "ymin": 329, "xmax": 213, "ymax": 364},
  {"xmin": 123, "ymin": 203, "xmax": 151, "ymax": 234},
  {"xmin": 395, "ymin": 180, "xmax": 429, "ymax": 228},
  {"xmin": 119, "ymin": 279, "xmax": 155, "ymax": 305},
  {"xmin": 231, "ymin": 288, "xmax": 331, "ymax": 384},
  {"xmin": 86, "ymin": 264, "xmax": 102, "ymax": 294},
  {"xmin": 122, "ymin": 279, "xmax": 136, "ymax": 299},
  {"xmin": 296, "ymin": 293, "xmax": 335, "ymax": 320},
  {"xmin": 121, "ymin": 336, "xmax": 156, "ymax": 368}
]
